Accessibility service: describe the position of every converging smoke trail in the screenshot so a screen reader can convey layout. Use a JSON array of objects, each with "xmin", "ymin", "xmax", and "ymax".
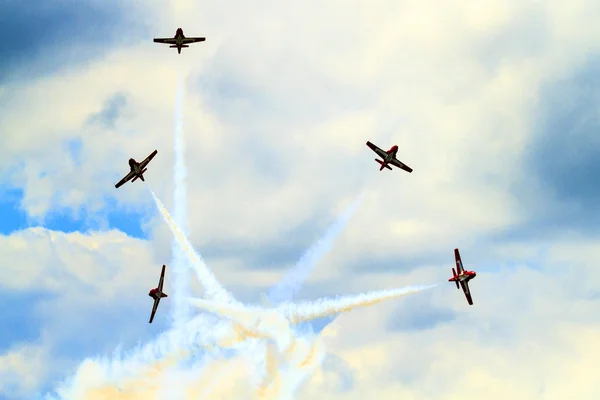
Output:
[
  {"xmin": 171, "ymin": 74, "xmax": 191, "ymax": 329},
  {"xmin": 267, "ymin": 193, "xmax": 364, "ymax": 305},
  {"xmin": 187, "ymin": 283, "xmax": 438, "ymax": 397},
  {"xmin": 189, "ymin": 284, "xmax": 438, "ymax": 331},
  {"xmin": 49, "ymin": 187, "xmax": 387, "ymax": 399},
  {"xmin": 266, "ymin": 193, "xmax": 364, "ymax": 335},
  {"xmin": 150, "ymin": 188, "xmax": 234, "ymax": 304}
]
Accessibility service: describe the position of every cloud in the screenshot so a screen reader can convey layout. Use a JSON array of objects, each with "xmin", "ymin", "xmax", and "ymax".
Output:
[
  {"xmin": 386, "ymin": 293, "xmax": 457, "ymax": 332},
  {"xmin": 87, "ymin": 93, "xmax": 129, "ymax": 129},
  {"xmin": 0, "ymin": 340, "xmax": 49, "ymax": 398},
  {"xmin": 0, "ymin": 0, "xmax": 154, "ymax": 84},
  {"xmin": 502, "ymin": 56, "xmax": 600, "ymax": 238},
  {"xmin": 3, "ymin": 0, "xmax": 600, "ymax": 398}
]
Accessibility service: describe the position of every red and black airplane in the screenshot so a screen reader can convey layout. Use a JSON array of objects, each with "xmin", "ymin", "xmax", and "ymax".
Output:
[
  {"xmin": 449, "ymin": 248, "xmax": 476, "ymax": 305},
  {"xmin": 366, "ymin": 141, "xmax": 413, "ymax": 172},
  {"xmin": 114, "ymin": 149, "xmax": 158, "ymax": 189},
  {"xmin": 153, "ymin": 28, "xmax": 206, "ymax": 54},
  {"xmin": 149, "ymin": 264, "xmax": 168, "ymax": 323}
]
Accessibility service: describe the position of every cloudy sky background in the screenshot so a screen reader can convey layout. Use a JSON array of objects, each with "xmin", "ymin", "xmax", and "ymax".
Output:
[{"xmin": 2, "ymin": 0, "xmax": 600, "ymax": 398}]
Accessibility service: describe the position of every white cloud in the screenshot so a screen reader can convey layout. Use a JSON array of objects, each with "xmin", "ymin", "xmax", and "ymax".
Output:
[
  {"xmin": 3, "ymin": 0, "xmax": 600, "ymax": 398},
  {"xmin": 0, "ymin": 339, "xmax": 50, "ymax": 398},
  {"xmin": 4, "ymin": 0, "xmax": 598, "ymax": 257}
]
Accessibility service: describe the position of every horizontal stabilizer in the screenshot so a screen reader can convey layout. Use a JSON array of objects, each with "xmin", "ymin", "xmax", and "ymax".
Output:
[
  {"xmin": 375, "ymin": 159, "xmax": 392, "ymax": 170},
  {"xmin": 450, "ymin": 268, "xmax": 459, "ymax": 288}
]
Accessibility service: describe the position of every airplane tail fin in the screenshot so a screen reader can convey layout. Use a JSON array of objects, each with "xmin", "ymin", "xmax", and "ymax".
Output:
[
  {"xmin": 375, "ymin": 159, "xmax": 392, "ymax": 171},
  {"xmin": 451, "ymin": 268, "xmax": 459, "ymax": 289},
  {"xmin": 169, "ymin": 45, "xmax": 182, "ymax": 54},
  {"xmin": 139, "ymin": 168, "xmax": 147, "ymax": 182}
]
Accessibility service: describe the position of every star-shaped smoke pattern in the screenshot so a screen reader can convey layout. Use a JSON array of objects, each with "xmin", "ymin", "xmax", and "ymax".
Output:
[
  {"xmin": 47, "ymin": 190, "xmax": 435, "ymax": 399},
  {"xmin": 46, "ymin": 79, "xmax": 436, "ymax": 399}
]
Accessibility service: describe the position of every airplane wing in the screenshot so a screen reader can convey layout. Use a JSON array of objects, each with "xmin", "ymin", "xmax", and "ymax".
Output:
[
  {"xmin": 454, "ymin": 248, "xmax": 464, "ymax": 274},
  {"xmin": 366, "ymin": 141, "xmax": 388, "ymax": 159},
  {"xmin": 390, "ymin": 158, "xmax": 413, "ymax": 173},
  {"xmin": 182, "ymin": 37, "xmax": 206, "ymax": 44},
  {"xmin": 158, "ymin": 265, "xmax": 166, "ymax": 291},
  {"xmin": 115, "ymin": 170, "xmax": 136, "ymax": 189},
  {"xmin": 460, "ymin": 280, "xmax": 474, "ymax": 305},
  {"xmin": 153, "ymin": 38, "xmax": 177, "ymax": 44},
  {"xmin": 149, "ymin": 297, "xmax": 161, "ymax": 323},
  {"xmin": 139, "ymin": 149, "xmax": 158, "ymax": 169}
]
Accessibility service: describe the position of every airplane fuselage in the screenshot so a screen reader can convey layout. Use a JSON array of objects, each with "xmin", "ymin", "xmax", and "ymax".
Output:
[
  {"xmin": 457, "ymin": 271, "xmax": 476, "ymax": 282},
  {"xmin": 129, "ymin": 158, "xmax": 141, "ymax": 174},
  {"xmin": 173, "ymin": 28, "xmax": 185, "ymax": 47},
  {"xmin": 383, "ymin": 146, "xmax": 398, "ymax": 163},
  {"xmin": 149, "ymin": 288, "xmax": 168, "ymax": 300}
]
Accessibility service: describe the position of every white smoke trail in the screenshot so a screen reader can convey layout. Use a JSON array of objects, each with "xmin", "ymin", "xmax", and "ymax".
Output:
[
  {"xmin": 150, "ymin": 188, "xmax": 235, "ymax": 304},
  {"xmin": 171, "ymin": 74, "xmax": 191, "ymax": 328},
  {"xmin": 47, "ymin": 186, "xmax": 391, "ymax": 398},
  {"xmin": 187, "ymin": 283, "xmax": 437, "ymax": 396},
  {"xmin": 189, "ymin": 284, "xmax": 437, "ymax": 336},
  {"xmin": 266, "ymin": 193, "xmax": 364, "ymax": 336},
  {"xmin": 280, "ymin": 284, "xmax": 439, "ymax": 324},
  {"xmin": 267, "ymin": 193, "xmax": 364, "ymax": 305}
]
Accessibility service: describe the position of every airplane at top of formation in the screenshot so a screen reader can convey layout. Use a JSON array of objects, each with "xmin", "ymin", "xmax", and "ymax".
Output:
[
  {"xmin": 366, "ymin": 141, "xmax": 413, "ymax": 173},
  {"xmin": 149, "ymin": 265, "xmax": 168, "ymax": 323},
  {"xmin": 448, "ymin": 248, "xmax": 476, "ymax": 305},
  {"xmin": 114, "ymin": 149, "xmax": 158, "ymax": 189},
  {"xmin": 153, "ymin": 28, "xmax": 206, "ymax": 54}
]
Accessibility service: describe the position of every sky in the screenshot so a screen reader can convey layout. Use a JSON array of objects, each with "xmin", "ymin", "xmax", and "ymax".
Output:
[{"xmin": 2, "ymin": 0, "xmax": 600, "ymax": 398}]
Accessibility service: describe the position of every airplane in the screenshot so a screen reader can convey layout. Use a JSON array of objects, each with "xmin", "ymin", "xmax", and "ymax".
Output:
[
  {"xmin": 153, "ymin": 28, "xmax": 206, "ymax": 54},
  {"xmin": 448, "ymin": 248, "xmax": 476, "ymax": 305},
  {"xmin": 365, "ymin": 141, "xmax": 413, "ymax": 172},
  {"xmin": 149, "ymin": 264, "xmax": 168, "ymax": 323},
  {"xmin": 114, "ymin": 149, "xmax": 158, "ymax": 189}
]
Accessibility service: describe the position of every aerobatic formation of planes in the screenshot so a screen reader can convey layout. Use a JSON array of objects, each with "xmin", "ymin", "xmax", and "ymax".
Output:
[{"xmin": 115, "ymin": 28, "xmax": 478, "ymax": 323}]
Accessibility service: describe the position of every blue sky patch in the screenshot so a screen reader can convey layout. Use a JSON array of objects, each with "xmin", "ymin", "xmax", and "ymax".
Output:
[
  {"xmin": 0, "ymin": 187, "xmax": 28, "ymax": 234},
  {"xmin": 0, "ymin": 186, "xmax": 151, "ymax": 238},
  {"xmin": 0, "ymin": 290, "xmax": 50, "ymax": 353}
]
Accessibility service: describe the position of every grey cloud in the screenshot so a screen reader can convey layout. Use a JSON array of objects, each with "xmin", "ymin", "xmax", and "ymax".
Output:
[
  {"xmin": 86, "ymin": 92, "xmax": 128, "ymax": 129},
  {"xmin": 386, "ymin": 292, "xmax": 457, "ymax": 332},
  {"xmin": 470, "ymin": 3, "xmax": 550, "ymax": 76},
  {"xmin": 493, "ymin": 56, "xmax": 600, "ymax": 241},
  {"xmin": 197, "ymin": 210, "xmax": 336, "ymax": 269},
  {"xmin": 0, "ymin": 1, "xmax": 151, "ymax": 84},
  {"xmin": 321, "ymin": 353, "xmax": 356, "ymax": 393}
]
